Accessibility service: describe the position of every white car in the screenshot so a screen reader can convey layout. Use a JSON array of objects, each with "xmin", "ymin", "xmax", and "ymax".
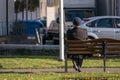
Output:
[{"xmin": 81, "ymin": 16, "xmax": 120, "ymax": 40}]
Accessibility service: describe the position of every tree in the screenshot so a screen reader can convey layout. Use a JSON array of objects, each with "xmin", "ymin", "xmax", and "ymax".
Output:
[
  {"xmin": 14, "ymin": 0, "xmax": 39, "ymax": 20},
  {"xmin": 19, "ymin": 0, "xmax": 25, "ymax": 20},
  {"xmin": 29, "ymin": 0, "xmax": 39, "ymax": 11},
  {"xmin": 14, "ymin": 0, "xmax": 21, "ymax": 21},
  {"xmin": 28, "ymin": 0, "xmax": 39, "ymax": 19}
]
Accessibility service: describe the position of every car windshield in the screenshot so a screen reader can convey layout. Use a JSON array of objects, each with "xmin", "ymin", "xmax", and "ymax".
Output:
[{"xmin": 35, "ymin": 19, "xmax": 46, "ymax": 27}]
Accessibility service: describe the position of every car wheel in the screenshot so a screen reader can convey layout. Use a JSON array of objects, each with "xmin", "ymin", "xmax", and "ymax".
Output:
[{"xmin": 88, "ymin": 36, "xmax": 95, "ymax": 40}]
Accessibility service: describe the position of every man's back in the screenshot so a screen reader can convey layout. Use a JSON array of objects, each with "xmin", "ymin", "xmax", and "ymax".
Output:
[{"xmin": 67, "ymin": 26, "xmax": 87, "ymax": 40}]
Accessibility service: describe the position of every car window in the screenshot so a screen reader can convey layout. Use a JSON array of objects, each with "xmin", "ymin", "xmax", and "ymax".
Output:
[
  {"xmin": 86, "ymin": 20, "xmax": 97, "ymax": 27},
  {"xmin": 115, "ymin": 18, "xmax": 120, "ymax": 28},
  {"xmin": 39, "ymin": 22, "xmax": 44, "ymax": 28},
  {"xmin": 41, "ymin": 20, "xmax": 46, "ymax": 27},
  {"xmin": 97, "ymin": 18, "xmax": 113, "ymax": 28}
]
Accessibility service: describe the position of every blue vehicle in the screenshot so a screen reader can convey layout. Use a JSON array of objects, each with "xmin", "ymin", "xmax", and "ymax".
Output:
[
  {"xmin": 18, "ymin": 20, "xmax": 46, "ymax": 35},
  {"xmin": 37, "ymin": 19, "xmax": 46, "ymax": 27},
  {"xmin": 12, "ymin": 20, "xmax": 47, "ymax": 44}
]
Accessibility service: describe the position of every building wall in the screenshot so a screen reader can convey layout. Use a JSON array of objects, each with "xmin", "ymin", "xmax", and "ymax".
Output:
[
  {"xmin": 40, "ymin": 0, "xmax": 47, "ymax": 19},
  {"xmin": 47, "ymin": 0, "xmax": 58, "ymax": 28},
  {"xmin": 96, "ymin": 0, "xmax": 119, "ymax": 16},
  {"xmin": 0, "ymin": 0, "xmax": 14, "ymax": 35},
  {"xmin": 96, "ymin": 0, "xmax": 107, "ymax": 16},
  {"xmin": 8, "ymin": 0, "xmax": 14, "ymax": 22},
  {"xmin": 64, "ymin": 0, "xmax": 95, "ymax": 8},
  {"xmin": 117, "ymin": 0, "xmax": 120, "ymax": 16}
]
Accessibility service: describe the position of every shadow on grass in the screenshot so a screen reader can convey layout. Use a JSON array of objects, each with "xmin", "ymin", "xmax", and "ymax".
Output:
[
  {"xmin": 0, "ymin": 48, "xmax": 59, "ymax": 56},
  {"xmin": 0, "ymin": 72, "xmax": 33, "ymax": 74},
  {"xmin": 0, "ymin": 64, "xmax": 3, "ymax": 68},
  {"xmin": 0, "ymin": 55, "xmax": 59, "ymax": 60}
]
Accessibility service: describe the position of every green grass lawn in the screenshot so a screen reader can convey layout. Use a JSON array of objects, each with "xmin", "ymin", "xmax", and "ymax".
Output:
[
  {"xmin": 0, "ymin": 56, "xmax": 119, "ymax": 69},
  {"xmin": 0, "ymin": 56, "xmax": 120, "ymax": 80},
  {"xmin": 0, "ymin": 72, "xmax": 119, "ymax": 80}
]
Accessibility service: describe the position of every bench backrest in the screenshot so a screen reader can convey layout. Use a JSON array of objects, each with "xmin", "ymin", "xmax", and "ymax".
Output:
[
  {"xmin": 65, "ymin": 39, "xmax": 103, "ymax": 55},
  {"xmin": 103, "ymin": 38, "xmax": 120, "ymax": 55},
  {"xmin": 65, "ymin": 38, "xmax": 120, "ymax": 55}
]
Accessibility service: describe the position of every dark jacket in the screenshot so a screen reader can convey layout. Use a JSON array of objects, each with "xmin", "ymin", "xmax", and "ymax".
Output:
[
  {"xmin": 67, "ymin": 26, "xmax": 87, "ymax": 40},
  {"xmin": 67, "ymin": 26, "xmax": 89, "ymax": 58}
]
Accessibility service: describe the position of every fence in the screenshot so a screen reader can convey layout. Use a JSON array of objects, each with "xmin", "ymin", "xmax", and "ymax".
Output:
[
  {"xmin": 0, "ymin": 21, "xmax": 13, "ymax": 36},
  {"xmin": 0, "ymin": 21, "xmax": 45, "ymax": 44}
]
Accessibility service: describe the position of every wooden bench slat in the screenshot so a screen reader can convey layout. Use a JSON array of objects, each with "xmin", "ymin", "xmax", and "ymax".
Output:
[
  {"xmin": 69, "ymin": 48, "xmax": 91, "ymax": 51},
  {"xmin": 106, "ymin": 47, "xmax": 120, "ymax": 51},
  {"xmin": 65, "ymin": 38, "xmax": 120, "ymax": 43},
  {"xmin": 107, "ymin": 44, "xmax": 120, "ymax": 46},
  {"xmin": 69, "ymin": 47, "xmax": 102, "ymax": 51},
  {"xmin": 66, "ymin": 51, "xmax": 98, "ymax": 54},
  {"xmin": 106, "ymin": 51, "xmax": 120, "ymax": 54},
  {"xmin": 68, "ymin": 44, "xmax": 102, "ymax": 47}
]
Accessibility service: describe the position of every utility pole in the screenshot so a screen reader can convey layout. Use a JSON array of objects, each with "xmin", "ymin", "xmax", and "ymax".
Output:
[
  {"xmin": 59, "ymin": 0, "xmax": 64, "ymax": 61},
  {"xmin": 6, "ymin": 0, "xmax": 8, "ymax": 35}
]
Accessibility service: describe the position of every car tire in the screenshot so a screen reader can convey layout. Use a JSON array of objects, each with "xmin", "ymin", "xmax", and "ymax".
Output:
[{"xmin": 88, "ymin": 36, "xmax": 95, "ymax": 40}]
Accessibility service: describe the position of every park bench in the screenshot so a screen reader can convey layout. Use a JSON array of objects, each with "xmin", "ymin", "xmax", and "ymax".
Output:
[{"xmin": 65, "ymin": 38, "xmax": 120, "ymax": 72}]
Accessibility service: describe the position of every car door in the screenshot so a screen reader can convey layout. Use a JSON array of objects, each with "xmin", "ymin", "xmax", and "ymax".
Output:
[
  {"xmin": 94, "ymin": 18, "xmax": 115, "ymax": 39},
  {"xmin": 114, "ymin": 18, "xmax": 120, "ymax": 39}
]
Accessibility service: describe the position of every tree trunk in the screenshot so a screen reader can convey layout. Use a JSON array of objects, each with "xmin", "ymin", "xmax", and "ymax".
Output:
[
  {"xmin": 15, "ymin": 13, "xmax": 18, "ymax": 22},
  {"xmin": 31, "ymin": 11, "xmax": 32, "ymax": 20},
  {"xmin": 22, "ymin": 11, "xmax": 24, "ymax": 20}
]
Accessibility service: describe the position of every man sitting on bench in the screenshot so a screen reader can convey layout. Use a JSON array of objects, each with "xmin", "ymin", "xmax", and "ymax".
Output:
[{"xmin": 66, "ymin": 17, "xmax": 88, "ymax": 72}]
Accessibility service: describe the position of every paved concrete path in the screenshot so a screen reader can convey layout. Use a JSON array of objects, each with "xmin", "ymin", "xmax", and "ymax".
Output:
[{"xmin": 0, "ymin": 68, "xmax": 120, "ymax": 73}]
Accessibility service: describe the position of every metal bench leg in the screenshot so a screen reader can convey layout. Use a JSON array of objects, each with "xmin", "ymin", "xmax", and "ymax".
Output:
[
  {"xmin": 103, "ymin": 41, "xmax": 107, "ymax": 72},
  {"xmin": 103, "ymin": 53, "xmax": 106, "ymax": 72}
]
